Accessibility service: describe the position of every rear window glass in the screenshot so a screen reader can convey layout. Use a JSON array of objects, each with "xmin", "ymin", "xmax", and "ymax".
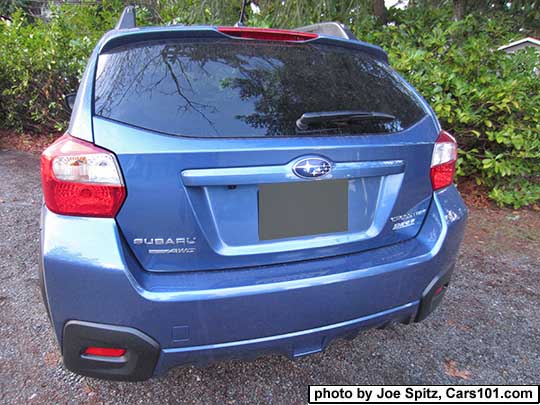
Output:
[{"xmin": 94, "ymin": 38, "xmax": 427, "ymax": 137}]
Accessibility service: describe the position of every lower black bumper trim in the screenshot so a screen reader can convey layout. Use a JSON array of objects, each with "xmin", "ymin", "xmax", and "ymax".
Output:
[
  {"xmin": 63, "ymin": 320, "xmax": 160, "ymax": 381},
  {"xmin": 415, "ymin": 264, "xmax": 454, "ymax": 322}
]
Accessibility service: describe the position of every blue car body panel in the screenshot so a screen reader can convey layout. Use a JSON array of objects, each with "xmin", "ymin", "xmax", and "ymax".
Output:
[
  {"xmin": 93, "ymin": 116, "xmax": 436, "ymax": 272},
  {"xmin": 41, "ymin": 186, "xmax": 466, "ymax": 375},
  {"xmin": 41, "ymin": 23, "xmax": 468, "ymax": 379}
]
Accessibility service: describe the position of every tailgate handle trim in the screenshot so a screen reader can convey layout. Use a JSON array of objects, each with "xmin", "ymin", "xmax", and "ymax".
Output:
[{"xmin": 181, "ymin": 160, "xmax": 404, "ymax": 187}]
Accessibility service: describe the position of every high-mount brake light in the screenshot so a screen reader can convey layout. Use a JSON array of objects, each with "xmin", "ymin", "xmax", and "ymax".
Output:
[
  {"xmin": 430, "ymin": 130, "xmax": 458, "ymax": 191},
  {"xmin": 217, "ymin": 27, "xmax": 318, "ymax": 42},
  {"xmin": 40, "ymin": 134, "xmax": 126, "ymax": 217}
]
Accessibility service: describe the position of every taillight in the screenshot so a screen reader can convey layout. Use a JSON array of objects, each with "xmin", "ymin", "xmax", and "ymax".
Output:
[
  {"xmin": 430, "ymin": 130, "xmax": 457, "ymax": 191},
  {"xmin": 40, "ymin": 134, "xmax": 126, "ymax": 217},
  {"xmin": 217, "ymin": 27, "xmax": 318, "ymax": 42}
]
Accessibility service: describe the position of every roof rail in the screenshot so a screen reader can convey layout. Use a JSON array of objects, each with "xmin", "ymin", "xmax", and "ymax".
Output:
[
  {"xmin": 294, "ymin": 22, "xmax": 357, "ymax": 41},
  {"xmin": 115, "ymin": 5, "xmax": 136, "ymax": 30}
]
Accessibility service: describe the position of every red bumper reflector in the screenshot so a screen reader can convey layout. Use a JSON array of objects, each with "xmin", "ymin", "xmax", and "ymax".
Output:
[
  {"xmin": 83, "ymin": 347, "xmax": 126, "ymax": 357},
  {"xmin": 434, "ymin": 285, "xmax": 445, "ymax": 296}
]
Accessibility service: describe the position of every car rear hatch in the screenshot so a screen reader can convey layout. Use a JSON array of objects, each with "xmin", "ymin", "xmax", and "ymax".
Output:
[{"xmin": 91, "ymin": 29, "xmax": 437, "ymax": 273}]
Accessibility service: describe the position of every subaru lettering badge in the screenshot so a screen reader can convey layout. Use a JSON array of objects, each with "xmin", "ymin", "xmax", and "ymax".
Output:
[{"xmin": 292, "ymin": 157, "xmax": 332, "ymax": 179}]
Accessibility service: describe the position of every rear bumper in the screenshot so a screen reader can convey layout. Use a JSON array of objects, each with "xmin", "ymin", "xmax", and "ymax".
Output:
[
  {"xmin": 158, "ymin": 301, "xmax": 419, "ymax": 370},
  {"xmin": 40, "ymin": 186, "xmax": 467, "ymax": 380}
]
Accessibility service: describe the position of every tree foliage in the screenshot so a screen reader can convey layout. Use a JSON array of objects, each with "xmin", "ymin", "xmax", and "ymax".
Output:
[
  {"xmin": 357, "ymin": 7, "xmax": 540, "ymax": 208},
  {"xmin": 0, "ymin": 1, "xmax": 539, "ymax": 207}
]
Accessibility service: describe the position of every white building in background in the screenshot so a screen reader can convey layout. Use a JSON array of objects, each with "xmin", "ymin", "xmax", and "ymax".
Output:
[
  {"xmin": 0, "ymin": 15, "xmax": 11, "ymax": 26},
  {"xmin": 497, "ymin": 37, "xmax": 540, "ymax": 76},
  {"xmin": 497, "ymin": 37, "xmax": 540, "ymax": 53},
  {"xmin": 385, "ymin": 0, "xmax": 409, "ymax": 8}
]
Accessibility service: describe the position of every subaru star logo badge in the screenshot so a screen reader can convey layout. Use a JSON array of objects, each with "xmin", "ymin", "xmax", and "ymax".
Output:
[{"xmin": 292, "ymin": 157, "xmax": 332, "ymax": 179}]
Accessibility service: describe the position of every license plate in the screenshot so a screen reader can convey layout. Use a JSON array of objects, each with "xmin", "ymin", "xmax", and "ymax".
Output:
[{"xmin": 258, "ymin": 179, "xmax": 348, "ymax": 241}]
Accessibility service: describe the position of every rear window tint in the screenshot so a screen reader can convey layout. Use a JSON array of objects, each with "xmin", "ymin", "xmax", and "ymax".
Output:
[{"xmin": 94, "ymin": 38, "xmax": 427, "ymax": 137}]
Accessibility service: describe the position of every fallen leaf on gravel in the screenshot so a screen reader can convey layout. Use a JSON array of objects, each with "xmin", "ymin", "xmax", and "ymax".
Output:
[
  {"xmin": 444, "ymin": 360, "xmax": 471, "ymax": 380},
  {"xmin": 82, "ymin": 384, "xmax": 96, "ymax": 396},
  {"xmin": 446, "ymin": 319, "xmax": 471, "ymax": 332},
  {"xmin": 43, "ymin": 351, "xmax": 61, "ymax": 367}
]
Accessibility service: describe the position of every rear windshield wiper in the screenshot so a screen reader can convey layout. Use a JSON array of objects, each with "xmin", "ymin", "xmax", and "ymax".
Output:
[{"xmin": 296, "ymin": 110, "xmax": 396, "ymax": 130}]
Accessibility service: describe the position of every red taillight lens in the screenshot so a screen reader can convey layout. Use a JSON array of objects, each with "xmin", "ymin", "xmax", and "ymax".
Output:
[
  {"xmin": 40, "ymin": 134, "xmax": 126, "ymax": 217},
  {"xmin": 83, "ymin": 347, "xmax": 126, "ymax": 357},
  {"xmin": 434, "ymin": 285, "xmax": 445, "ymax": 296},
  {"xmin": 430, "ymin": 130, "xmax": 457, "ymax": 191},
  {"xmin": 217, "ymin": 27, "xmax": 318, "ymax": 42}
]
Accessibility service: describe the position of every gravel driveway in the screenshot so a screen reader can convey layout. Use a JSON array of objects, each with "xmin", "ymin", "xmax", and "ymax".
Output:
[{"xmin": 1, "ymin": 150, "xmax": 539, "ymax": 404}]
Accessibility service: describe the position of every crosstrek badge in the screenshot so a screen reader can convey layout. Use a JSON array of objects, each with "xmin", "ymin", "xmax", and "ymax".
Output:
[{"xmin": 390, "ymin": 209, "xmax": 427, "ymax": 231}]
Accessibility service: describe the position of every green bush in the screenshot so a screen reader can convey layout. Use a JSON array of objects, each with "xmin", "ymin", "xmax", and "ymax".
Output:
[
  {"xmin": 0, "ymin": 3, "xmax": 538, "ymax": 207},
  {"xmin": 352, "ymin": 8, "xmax": 540, "ymax": 208},
  {"xmin": 0, "ymin": 2, "xmax": 128, "ymax": 132}
]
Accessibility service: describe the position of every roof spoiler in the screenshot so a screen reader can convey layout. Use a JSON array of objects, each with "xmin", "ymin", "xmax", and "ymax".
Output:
[
  {"xmin": 114, "ymin": 8, "xmax": 356, "ymax": 40},
  {"xmin": 115, "ymin": 5, "xmax": 136, "ymax": 30},
  {"xmin": 293, "ymin": 22, "xmax": 357, "ymax": 41}
]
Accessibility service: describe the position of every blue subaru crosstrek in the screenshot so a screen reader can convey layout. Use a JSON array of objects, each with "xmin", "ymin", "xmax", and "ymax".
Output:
[{"xmin": 39, "ymin": 7, "xmax": 467, "ymax": 381}]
